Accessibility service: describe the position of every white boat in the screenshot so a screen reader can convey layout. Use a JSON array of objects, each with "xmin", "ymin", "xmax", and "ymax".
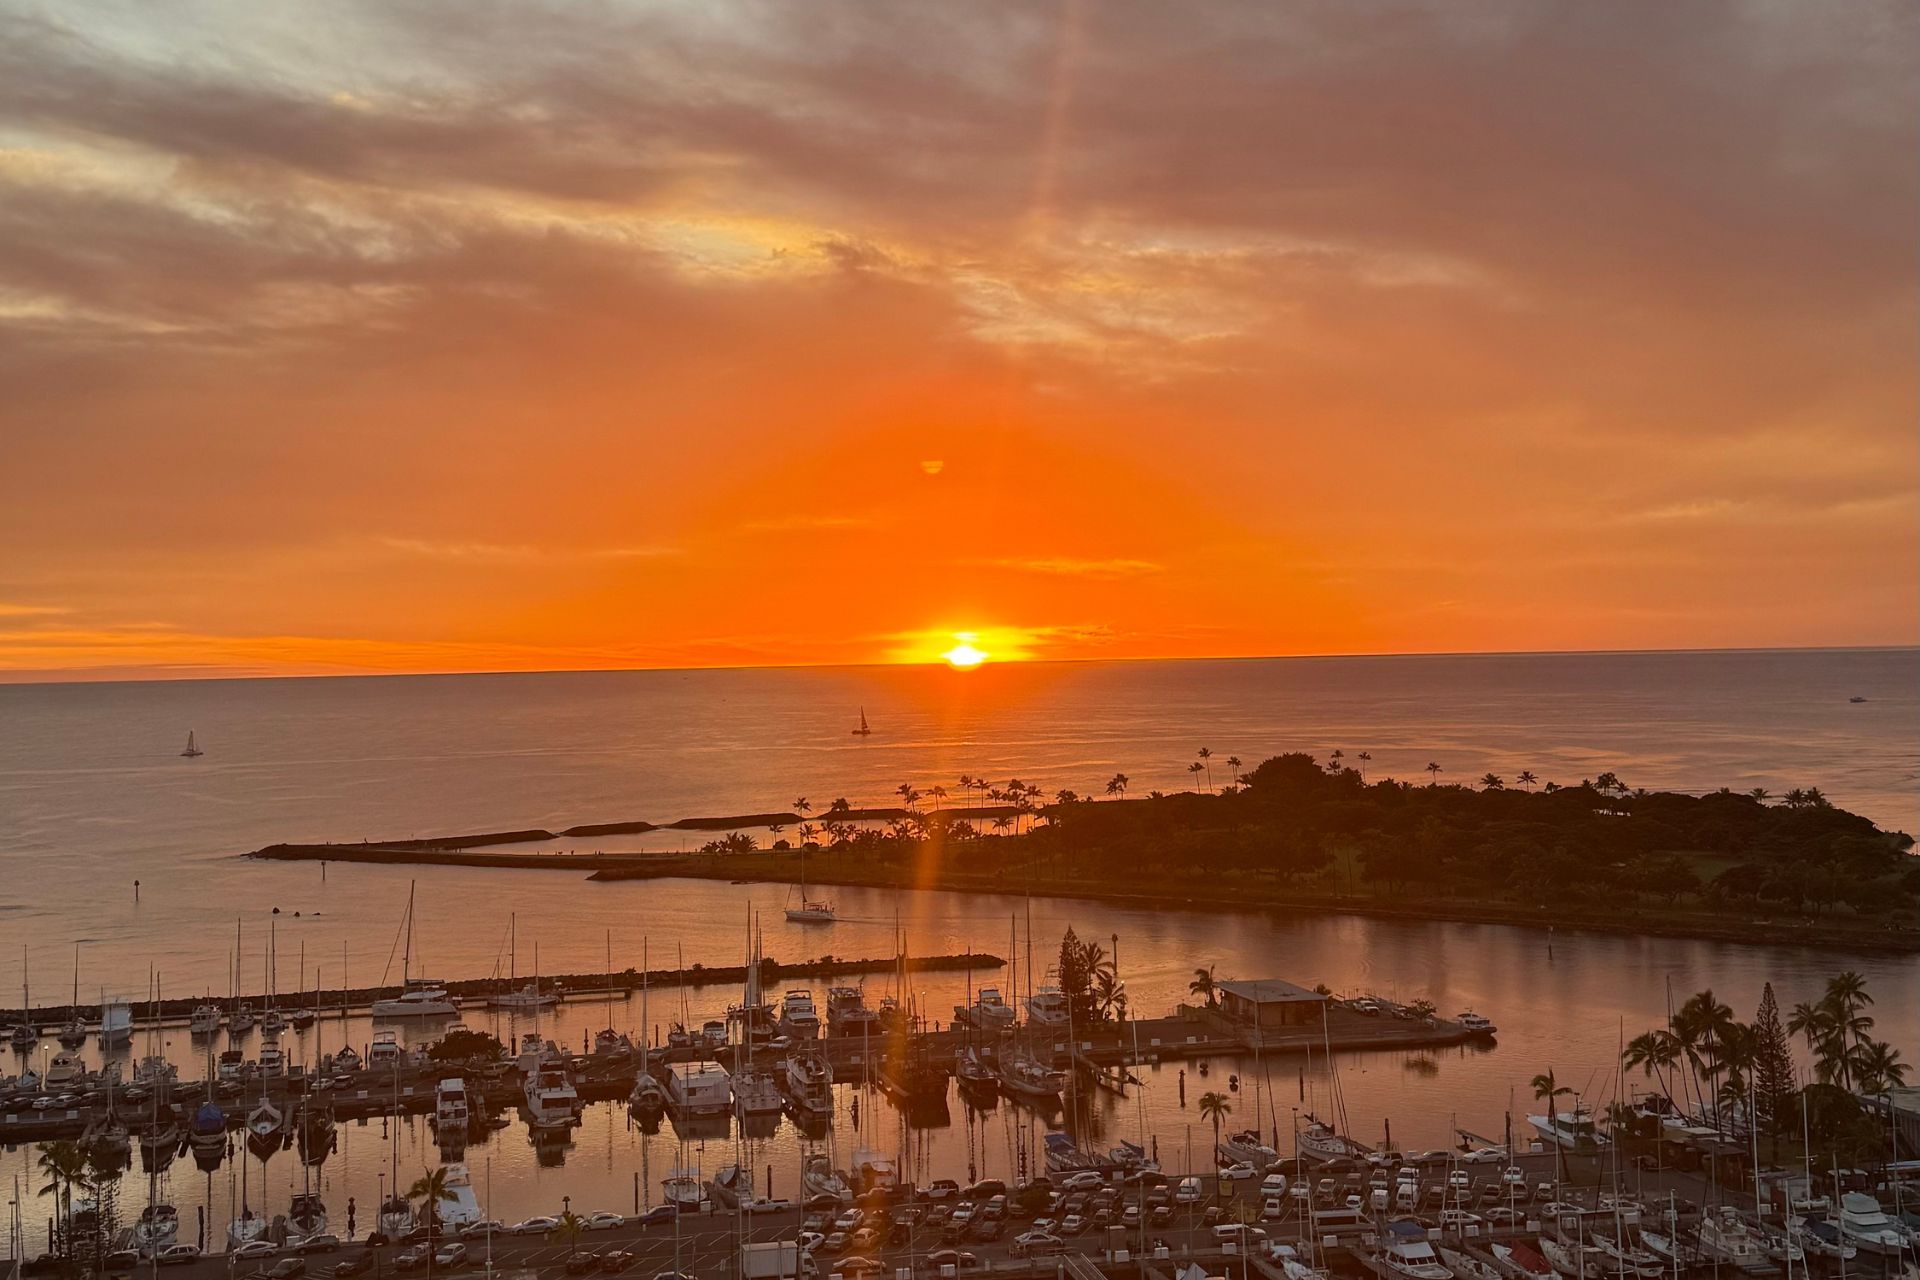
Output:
[
  {"xmin": 434, "ymin": 1078, "xmax": 470, "ymax": 1130},
  {"xmin": 957, "ymin": 986, "xmax": 1017, "ymax": 1030},
  {"xmin": 629, "ymin": 1069, "xmax": 669, "ymax": 1113},
  {"xmin": 1836, "ymin": 1191, "xmax": 1912, "ymax": 1256},
  {"xmin": 1372, "ymin": 1223, "xmax": 1452, "ymax": 1280},
  {"xmin": 1438, "ymin": 1247, "xmax": 1502, "ymax": 1280},
  {"xmin": 181, "ymin": 731, "xmax": 203, "ymax": 758},
  {"xmin": 246, "ymin": 1096, "xmax": 284, "ymax": 1140},
  {"xmin": 436, "ymin": 1163, "xmax": 484, "ymax": 1230},
  {"xmin": 1693, "ymin": 1207, "xmax": 1773, "ymax": 1273},
  {"xmin": 1217, "ymin": 1128, "xmax": 1280, "ymax": 1170},
  {"xmin": 777, "ymin": 989, "xmax": 821, "ymax": 1039},
  {"xmin": 523, "ymin": 1055, "xmax": 579, "ymax": 1130},
  {"xmin": 663, "ymin": 1168, "xmax": 704, "ymax": 1209},
  {"xmin": 1793, "ymin": 1218, "xmax": 1857, "ymax": 1262},
  {"xmin": 706, "ymin": 1164, "xmax": 753, "ymax": 1210},
  {"xmin": 666, "ymin": 1061, "xmax": 733, "ymax": 1115},
  {"xmin": 190, "ymin": 1004, "xmax": 222, "ymax": 1036},
  {"xmin": 287, "ymin": 1193, "xmax": 328, "ymax": 1244},
  {"xmin": 1590, "ymin": 1233, "xmax": 1662, "ymax": 1278},
  {"xmin": 261, "ymin": 1009, "xmax": 287, "ymax": 1035},
  {"xmin": 801, "ymin": 1154, "xmax": 852, "ymax": 1203},
  {"xmin": 100, "ymin": 1000, "xmax": 134, "ymax": 1046},
  {"xmin": 228, "ymin": 1002, "xmax": 256, "ymax": 1035},
  {"xmin": 998, "ymin": 1048, "xmax": 1066, "ymax": 1101},
  {"xmin": 1456, "ymin": 1011, "xmax": 1496, "ymax": 1034},
  {"xmin": 257, "ymin": 1037, "xmax": 285, "ymax": 1077},
  {"xmin": 1539, "ymin": 1237, "xmax": 1607, "ymax": 1279},
  {"xmin": 227, "ymin": 1210, "xmax": 268, "ymax": 1249},
  {"xmin": 371, "ymin": 885, "xmax": 458, "ymax": 1019},
  {"xmin": 1528, "ymin": 1105, "xmax": 1609, "ymax": 1151},
  {"xmin": 851, "ymin": 1149, "xmax": 897, "ymax": 1193},
  {"xmin": 45, "ymin": 1051, "xmax": 84, "ymax": 1087},
  {"xmin": 133, "ymin": 1204, "xmax": 179, "ymax": 1250},
  {"xmin": 367, "ymin": 1030, "xmax": 403, "ymax": 1068},
  {"xmin": 782, "ymin": 1049, "xmax": 833, "ymax": 1113},
  {"xmin": 1024, "ymin": 980, "xmax": 1069, "ymax": 1026},
  {"xmin": 732, "ymin": 1069, "xmax": 784, "ymax": 1115},
  {"xmin": 784, "ymin": 851, "xmax": 835, "ymax": 923},
  {"xmin": 1298, "ymin": 1114, "xmax": 1366, "ymax": 1162},
  {"xmin": 825, "ymin": 986, "xmax": 882, "ymax": 1036},
  {"xmin": 491, "ymin": 917, "xmax": 557, "ymax": 1008},
  {"xmin": 378, "ymin": 1195, "xmax": 413, "ymax": 1238}
]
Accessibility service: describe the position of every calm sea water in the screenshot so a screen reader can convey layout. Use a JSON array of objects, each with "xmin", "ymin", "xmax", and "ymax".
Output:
[{"xmin": 1, "ymin": 649, "xmax": 1916, "ymax": 1244}]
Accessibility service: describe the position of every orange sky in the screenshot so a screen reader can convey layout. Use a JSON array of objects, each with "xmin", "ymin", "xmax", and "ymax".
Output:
[{"xmin": 0, "ymin": 3, "xmax": 1914, "ymax": 680}]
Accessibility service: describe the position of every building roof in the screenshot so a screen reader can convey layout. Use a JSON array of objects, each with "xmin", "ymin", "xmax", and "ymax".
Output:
[{"xmin": 1215, "ymin": 978, "xmax": 1326, "ymax": 1004}]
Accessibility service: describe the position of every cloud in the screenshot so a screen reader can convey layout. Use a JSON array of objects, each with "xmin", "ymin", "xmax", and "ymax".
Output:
[{"xmin": 979, "ymin": 556, "xmax": 1164, "ymax": 579}]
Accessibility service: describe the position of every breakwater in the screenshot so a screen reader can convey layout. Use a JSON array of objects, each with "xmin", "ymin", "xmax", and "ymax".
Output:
[{"xmin": 0, "ymin": 952, "xmax": 1002, "ymax": 1027}]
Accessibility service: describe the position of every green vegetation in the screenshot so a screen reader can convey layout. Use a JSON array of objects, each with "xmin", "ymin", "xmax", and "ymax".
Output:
[
  {"xmin": 426, "ymin": 1027, "xmax": 506, "ymax": 1063},
  {"xmin": 1622, "ymin": 973, "xmax": 1908, "ymax": 1166}
]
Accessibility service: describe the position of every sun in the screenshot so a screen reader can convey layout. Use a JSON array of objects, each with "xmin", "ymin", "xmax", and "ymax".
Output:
[{"xmin": 940, "ymin": 636, "xmax": 988, "ymax": 669}]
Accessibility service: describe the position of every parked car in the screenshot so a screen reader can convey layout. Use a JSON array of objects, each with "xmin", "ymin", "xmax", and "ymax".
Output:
[
  {"xmin": 564, "ymin": 1252, "xmax": 601, "ymax": 1275},
  {"xmin": 460, "ymin": 1221, "xmax": 507, "ymax": 1238},
  {"xmin": 432, "ymin": 1243, "xmax": 467, "ymax": 1269},
  {"xmin": 1059, "ymin": 1172, "xmax": 1104, "ymax": 1192},
  {"xmin": 585, "ymin": 1213, "xmax": 626, "ymax": 1232},
  {"xmin": 331, "ymin": 1256, "xmax": 374, "ymax": 1279},
  {"xmin": 923, "ymin": 1249, "xmax": 980, "ymax": 1270},
  {"xmin": 1011, "ymin": 1232, "xmax": 1065, "ymax": 1258},
  {"xmin": 266, "ymin": 1261, "xmax": 307, "ymax": 1280},
  {"xmin": 1220, "ymin": 1162, "xmax": 1259, "ymax": 1181},
  {"xmin": 297, "ymin": 1236, "xmax": 341, "ymax": 1254},
  {"xmin": 600, "ymin": 1252, "xmax": 635, "ymax": 1273},
  {"xmin": 925, "ymin": 1180, "xmax": 960, "ymax": 1200},
  {"xmin": 232, "ymin": 1242, "xmax": 280, "ymax": 1261},
  {"xmin": 154, "ymin": 1246, "xmax": 203, "ymax": 1266},
  {"xmin": 511, "ymin": 1217, "xmax": 559, "ymax": 1236},
  {"xmin": 635, "ymin": 1206, "xmax": 678, "ymax": 1227}
]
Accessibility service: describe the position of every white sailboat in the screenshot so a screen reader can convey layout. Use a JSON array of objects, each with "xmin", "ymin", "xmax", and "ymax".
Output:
[
  {"xmin": 850, "ymin": 708, "xmax": 872, "ymax": 737},
  {"xmin": 785, "ymin": 844, "xmax": 836, "ymax": 923},
  {"xmin": 370, "ymin": 883, "xmax": 458, "ymax": 1019},
  {"xmin": 180, "ymin": 731, "xmax": 203, "ymax": 758},
  {"xmin": 492, "ymin": 915, "xmax": 557, "ymax": 1008}
]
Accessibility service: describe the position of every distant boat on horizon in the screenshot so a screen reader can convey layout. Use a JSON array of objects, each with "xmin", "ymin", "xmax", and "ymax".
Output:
[
  {"xmin": 181, "ymin": 731, "xmax": 204, "ymax": 758},
  {"xmin": 851, "ymin": 707, "xmax": 872, "ymax": 737},
  {"xmin": 1849, "ymin": 695, "xmax": 1867, "ymax": 703}
]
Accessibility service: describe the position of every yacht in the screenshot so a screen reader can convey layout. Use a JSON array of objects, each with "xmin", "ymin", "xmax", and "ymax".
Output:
[
  {"xmin": 824, "ymin": 986, "xmax": 883, "ymax": 1038},
  {"xmin": 850, "ymin": 1149, "xmax": 898, "ymax": 1193},
  {"xmin": 1539, "ymin": 1239, "xmax": 1608, "ymax": 1279},
  {"xmin": 801, "ymin": 1154, "xmax": 852, "ymax": 1203},
  {"xmin": 1528, "ymin": 1104, "xmax": 1609, "ymax": 1151},
  {"xmin": 99, "ymin": 1000, "xmax": 134, "ymax": 1047},
  {"xmin": 493, "ymin": 983, "xmax": 556, "ymax": 1009},
  {"xmin": 261, "ymin": 1009, "xmax": 287, "ymax": 1035},
  {"xmin": 190, "ymin": 1004, "xmax": 222, "ymax": 1036},
  {"xmin": 372, "ymin": 977, "xmax": 458, "ymax": 1020},
  {"xmin": 287, "ymin": 1194, "xmax": 328, "ymax": 1244},
  {"xmin": 227, "ymin": 1210, "xmax": 269, "ymax": 1250},
  {"xmin": 997, "ymin": 1048, "xmax": 1066, "ymax": 1101},
  {"xmin": 44, "ymin": 1051, "xmax": 84, "ymax": 1087},
  {"xmin": 665, "ymin": 1061, "xmax": 733, "ymax": 1115},
  {"xmin": 781, "ymin": 1049, "xmax": 833, "ymax": 1114},
  {"xmin": 784, "ymin": 899, "xmax": 836, "ymax": 924},
  {"xmin": 955, "ymin": 1044, "xmax": 997, "ymax": 1098},
  {"xmin": 1024, "ymin": 981, "xmax": 1069, "ymax": 1026},
  {"xmin": 1794, "ymin": 1218, "xmax": 1858, "ymax": 1262},
  {"xmin": 57, "ymin": 1019, "xmax": 87, "ymax": 1049},
  {"xmin": 1374, "ymin": 1220, "xmax": 1453, "ymax": 1280},
  {"xmin": 523, "ymin": 1057, "xmax": 579, "ymax": 1130},
  {"xmin": 732, "ymin": 1068, "xmax": 784, "ymax": 1116},
  {"xmin": 228, "ymin": 1003, "xmax": 256, "ymax": 1035},
  {"xmin": 777, "ymin": 990, "xmax": 821, "ymax": 1039},
  {"xmin": 629, "ymin": 1069, "xmax": 669, "ymax": 1115},
  {"xmin": 1217, "ymin": 1128, "xmax": 1280, "ymax": 1170},
  {"xmin": 88, "ymin": 1108, "xmax": 133, "ymax": 1162},
  {"xmin": 246, "ymin": 1096, "xmax": 285, "ymax": 1140},
  {"xmin": 662, "ymin": 1169, "xmax": 704, "ymax": 1210},
  {"xmin": 331, "ymin": 1045, "xmax": 362, "ymax": 1074},
  {"xmin": 1456, "ymin": 1011, "xmax": 1496, "ymax": 1035},
  {"xmin": 437, "ymin": 1164, "xmax": 485, "ymax": 1231},
  {"xmin": 1045, "ymin": 1132, "xmax": 1101, "ymax": 1173},
  {"xmin": 1693, "ymin": 1208, "xmax": 1773, "ymax": 1273},
  {"xmin": 189, "ymin": 1102, "xmax": 226, "ymax": 1157},
  {"xmin": 1589, "ymin": 1233, "xmax": 1663, "ymax": 1278},
  {"xmin": 257, "ymin": 1038, "xmax": 285, "ymax": 1078},
  {"xmin": 1836, "ymin": 1191, "xmax": 1912, "ymax": 1256},
  {"xmin": 1438, "ymin": 1246, "xmax": 1503, "ymax": 1280},
  {"xmin": 706, "ymin": 1164, "xmax": 753, "ymax": 1210},
  {"xmin": 1489, "ymin": 1243, "xmax": 1557, "ymax": 1280},
  {"xmin": 367, "ymin": 1030, "xmax": 404, "ymax": 1069},
  {"xmin": 378, "ymin": 1195, "xmax": 414, "ymax": 1238},
  {"xmin": 957, "ymin": 987, "xmax": 1017, "ymax": 1031},
  {"xmin": 434, "ymin": 1078, "xmax": 470, "ymax": 1130},
  {"xmin": 133, "ymin": 1204, "xmax": 180, "ymax": 1251},
  {"xmin": 1297, "ymin": 1114, "xmax": 1365, "ymax": 1162}
]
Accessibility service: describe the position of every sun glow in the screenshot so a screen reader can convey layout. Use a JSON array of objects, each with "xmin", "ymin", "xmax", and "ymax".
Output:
[{"xmin": 941, "ymin": 636, "xmax": 989, "ymax": 668}]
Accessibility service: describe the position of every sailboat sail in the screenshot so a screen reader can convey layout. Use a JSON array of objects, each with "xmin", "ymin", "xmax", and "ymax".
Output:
[{"xmin": 181, "ymin": 731, "xmax": 204, "ymax": 757}]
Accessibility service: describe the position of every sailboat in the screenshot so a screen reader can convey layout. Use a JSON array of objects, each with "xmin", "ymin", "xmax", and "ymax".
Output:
[
  {"xmin": 290, "ymin": 945, "xmax": 317, "ymax": 1028},
  {"xmin": 181, "ymin": 731, "xmax": 203, "ymax": 758},
  {"xmin": 12, "ymin": 947, "xmax": 37, "ymax": 1047},
  {"xmin": 851, "ymin": 708, "xmax": 873, "ymax": 737},
  {"xmin": 370, "ymin": 883, "xmax": 458, "ymax": 1018},
  {"xmin": 784, "ymin": 847, "xmax": 836, "ymax": 923},
  {"xmin": 629, "ymin": 940, "xmax": 669, "ymax": 1117},
  {"xmin": 57, "ymin": 944, "xmax": 88, "ymax": 1048},
  {"xmin": 493, "ymin": 915, "xmax": 557, "ymax": 1008}
]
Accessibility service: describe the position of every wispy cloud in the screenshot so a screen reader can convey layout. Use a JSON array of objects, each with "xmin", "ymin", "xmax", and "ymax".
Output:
[
  {"xmin": 739, "ymin": 514, "xmax": 875, "ymax": 535},
  {"xmin": 979, "ymin": 557, "xmax": 1164, "ymax": 579},
  {"xmin": 374, "ymin": 539, "xmax": 679, "ymax": 562}
]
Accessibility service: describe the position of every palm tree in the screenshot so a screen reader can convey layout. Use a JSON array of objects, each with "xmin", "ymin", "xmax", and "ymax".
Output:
[
  {"xmin": 1106, "ymin": 773, "xmax": 1129, "ymax": 800},
  {"xmin": 1329, "ymin": 749, "xmax": 1345, "ymax": 772},
  {"xmin": 797, "ymin": 823, "xmax": 818, "ymax": 846},
  {"xmin": 1197, "ymin": 748, "xmax": 1214, "ymax": 792},
  {"xmin": 1189, "ymin": 965, "xmax": 1219, "ymax": 1009},
  {"xmin": 991, "ymin": 816, "xmax": 1013, "ymax": 837},
  {"xmin": 1426, "ymin": 762, "xmax": 1442, "ymax": 785},
  {"xmin": 547, "ymin": 1210, "xmax": 587, "ymax": 1261},
  {"xmin": 1852, "ymin": 1040, "xmax": 1910, "ymax": 1093},
  {"xmin": 929, "ymin": 785, "xmax": 946, "ymax": 813},
  {"xmin": 1197, "ymin": 1091, "xmax": 1232, "ymax": 1146},
  {"xmin": 1093, "ymin": 968, "xmax": 1127, "ymax": 1022},
  {"xmin": 407, "ymin": 1166, "xmax": 458, "ymax": 1241},
  {"xmin": 1187, "ymin": 761, "xmax": 1206, "ymax": 791},
  {"xmin": 1516, "ymin": 770, "xmax": 1538, "ymax": 790},
  {"xmin": 793, "ymin": 797, "xmax": 811, "ymax": 818},
  {"xmin": 1479, "ymin": 773, "xmax": 1504, "ymax": 790},
  {"xmin": 1531, "ymin": 1069, "xmax": 1574, "ymax": 1180},
  {"xmin": 1622, "ymin": 1030, "xmax": 1683, "ymax": 1109},
  {"xmin": 1748, "ymin": 788, "xmax": 1771, "ymax": 803},
  {"xmin": 1226, "ymin": 756, "xmax": 1242, "ymax": 789},
  {"xmin": 36, "ymin": 1141, "xmax": 89, "ymax": 1259},
  {"xmin": 1355, "ymin": 751, "xmax": 1370, "ymax": 781}
]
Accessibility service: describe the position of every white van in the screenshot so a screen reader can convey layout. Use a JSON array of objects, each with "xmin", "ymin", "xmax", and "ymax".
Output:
[{"xmin": 1174, "ymin": 1177, "xmax": 1204, "ymax": 1205}]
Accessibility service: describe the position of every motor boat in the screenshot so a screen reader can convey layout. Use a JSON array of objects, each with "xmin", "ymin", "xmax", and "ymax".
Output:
[
  {"xmin": 824, "ymin": 986, "xmax": 883, "ymax": 1037},
  {"xmin": 132, "ymin": 1204, "xmax": 179, "ymax": 1251},
  {"xmin": 367, "ymin": 1031, "xmax": 404, "ymax": 1069},
  {"xmin": 435, "ymin": 1078, "xmax": 471, "ymax": 1130},
  {"xmin": 1527, "ymin": 1105, "xmax": 1609, "ymax": 1151},
  {"xmin": 372, "ymin": 978, "xmax": 458, "ymax": 1020},
  {"xmin": 1836, "ymin": 1191, "xmax": 1913, "ymax": 1256},
  {"xmin": 190, "ymin": 1005, "xmax": 222, "ymax": 1036},
  {"xmin": 1693, "ymin": 1207, "xmax": 1774, "ymax": 1273},
  {"xmin": 777, "ymin": 990, "xmax": 821, "ymax": 1039},
  {"xmin": 44, "ymin": 1051, "xmax": 85, "ymax": 1087},
  {"xmin": 665, "ymin": 1062, "xmax": 732, "ymax": 1115},
  {"xmin": 1024, "ymin": 981, "xmax": 1069, "ymax": 1026},
  {"xmin": 1373, "ymin": 1220, "xmax": 1452, "ymax": 1280},
  {"xmin": 523, "ymin": 1056, "xmax": 579, "ymax": 1130},
  {"xmin": 733, "ymin": 1069, "xmax": 784, "ymax": 1116},
  {"xmin": 1218, "ymin": 1128, "xmax": 1281, "ymax": 1170},
  {"xmin": 1489, "ymin": 1243, "xmax": 1556, "ymax": 1280},
  {"xmin": 437, "ymin": 1163, "xmax": 483, "ymax": 1231},
  {"xmin": 956, "ymin": 987, "xmax": 1017, "ymax": 1030},
  {"xmin": 662, "ymin": 1168, "xmax": 704, "ymax": 1210},
  {"xmin": 1456, "ymin": 1011, "xmax": 1496, "ymax": 1035},
  {"xmin": 782, "ymin": 1049, "xmax": 833, "ymax": 1113}
]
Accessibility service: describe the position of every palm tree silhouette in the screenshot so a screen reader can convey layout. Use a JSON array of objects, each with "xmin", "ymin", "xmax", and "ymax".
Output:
[
  {"xmin": 1426, "ymin": 762, "xmax": 1442, "ymax": 785},
  {"xmin": 1516, "ymin": 770, "xmax": 1538, "ymax": 790},
  {"xmin": 1355, "ymin": 751, "xmax": 1371, "ymax": 781},
  {"xmin": 1189, "ymin": 965, "xmax": 1220, "ymax": 1009},
  {"xmin": 1197, "ymin": 747, "xmax": 1214, "ymax": 792},
  {"xmin": 407, "ymin": 1166, "xmax": 458, "ymax": 1243},
  {"xmin": 546, "ymin": 1211, "xmax": 587, "ymax": 1262},
  {"xmin": 1532, "ymin": 1068, "xmax": 1574, "ymax": 1179},
  {"xmin": 1479, "ymin": 773, "xmax": 1504, "ymax": 790},
  {"xmin": 1748, "ymin": 788, "xmax": 1771, "ymax": 803},
  {"xmin": 1187, "ymin": 761, "xmax": 1206, "ymax": 791},
  {"xmin": 1198, "ymin": 1091, "xmax": 1232, "ymax": 1147},
  {"xmin": 1106, "ymin": 773, "xmax": 1129, "ymax": 800},
  {"xmin": 1226, "ymin": 756, "xmax": 1242, "ymax": 789}
]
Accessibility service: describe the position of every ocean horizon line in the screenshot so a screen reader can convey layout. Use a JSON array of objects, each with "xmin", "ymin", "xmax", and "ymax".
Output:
[{"xmin": 2, "ymin": 640, "xmax": 1914, "ymax": 690}]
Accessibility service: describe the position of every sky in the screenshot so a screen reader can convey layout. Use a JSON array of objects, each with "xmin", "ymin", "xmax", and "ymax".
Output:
[{"xmin": 0, "ymin": 1, "xmax": 1914, "ymax": 680}]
